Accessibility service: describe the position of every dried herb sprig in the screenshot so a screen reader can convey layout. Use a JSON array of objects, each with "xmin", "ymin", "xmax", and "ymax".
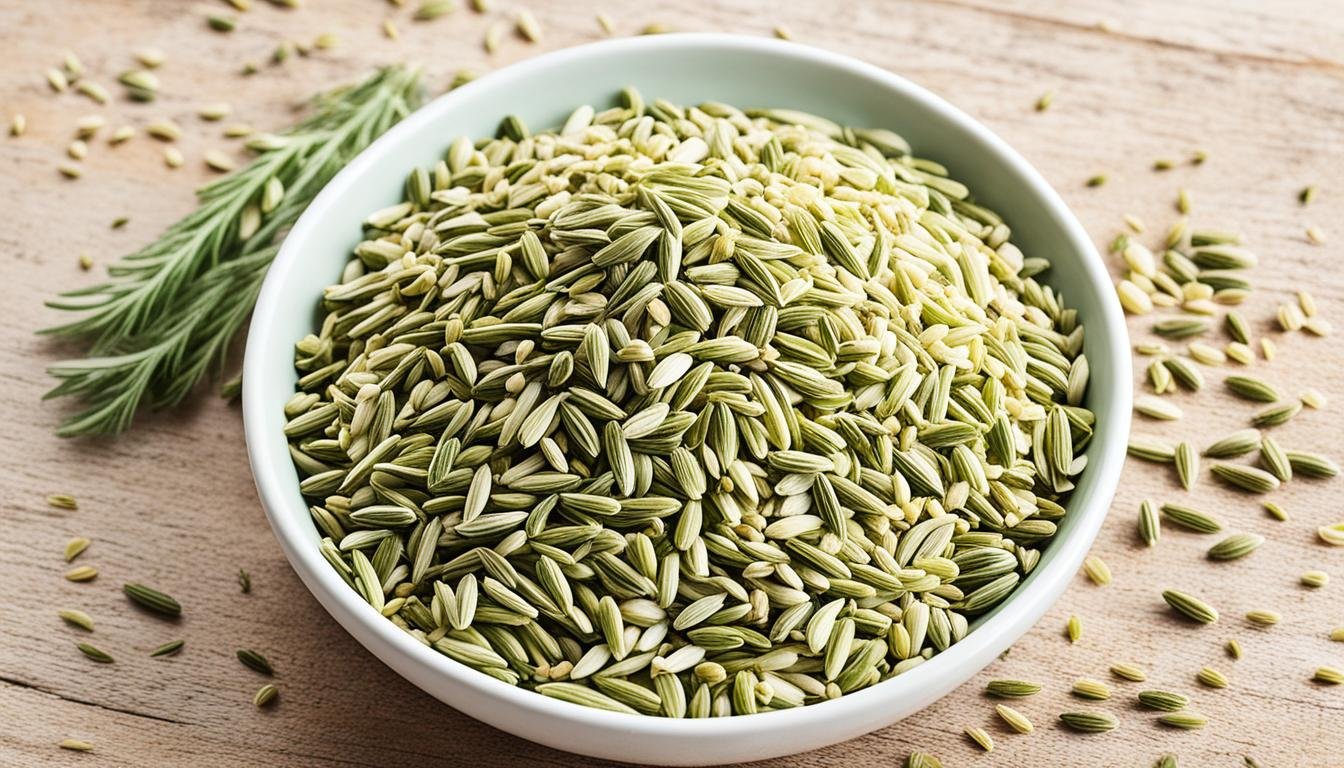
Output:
[{"xmin": 43, "ymin": 66, "xmax": 424, "ymax": 436}]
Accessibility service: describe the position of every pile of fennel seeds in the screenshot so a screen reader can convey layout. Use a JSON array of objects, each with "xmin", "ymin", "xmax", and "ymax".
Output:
[{"xmin": 284, "ymin": 89, "xmax": 1095, "ymax": 717}]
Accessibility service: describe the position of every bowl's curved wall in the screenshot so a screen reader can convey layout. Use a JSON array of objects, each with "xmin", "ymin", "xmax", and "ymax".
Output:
[{"xmin": 243, "ymin": 34, "xmax": 1131, "ymax": 765}]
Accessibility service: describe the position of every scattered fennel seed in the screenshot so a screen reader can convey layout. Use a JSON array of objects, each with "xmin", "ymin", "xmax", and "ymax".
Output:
[
  {"xmin": 1067, "ymin": 615, "xmax": 1082, "ymax": 643},
  {"xmin": 1244, "ymin": 610, "xmax": 1280, "ymax": 627},
  {"xmin": 47, "ymin": 493, "xmax": 78, "ymax": 510},
  {"xmin": 76, "ymin": 642, "xmax": 113, "ymax": 663},
  {"xmin": 64, "ymin": 537, "xmax": 91, "ymax": 562},
  {"xmin": 1313, "ymin": 667, "xmax": 1343, "ymax": 685},
  {"xmin": 1035, "ymin": 91, "xmax": 1054, "ymax": 111},
  {"xmin": 1082, "ymin": 555, "xmax": 1112, "ymax": 586},
  {"xmin": 964, "ymin": 727, "xmax": 993, "ymax": 751},
  {"xmin": 237, "ymin": 648, "xmax": 274, "ymax": 675},
  {"xmin": 995, "ymin": 704, "xmax": 1033, "ymax": 733},
  {"xmin": 65, "ymin": 566, "xmax": 98, "ymax": 582},
  {"xmin": 1163, "ymin": 589, "xmax": 1218, "ymax": 624},
  {"xmin": 1197, "ymin": 666, "xmax": 1228, "ymax": 688},
  {"xmin": 59, "ymin": 740, "xmax": 94, "ymax": 752},
  {"xmin": 1158, "ymin": 712, "xmax": 1207, "ymax": 729},
  {"xmin": 1306, "ymin": 226, "xmax": 1326, "ymax": 244},
  {"xmin": 254, "ymin": 683, "xmax": 280, "ymax": 706},
  {"xmin": 1299, "ymin": 185, "xmax": 1318, "ymax": 205},
  {"xmin": 1301, "ymin": 570, "xmax": 1328, "ymax": 588},
  {"xmin": 1059, "ymin": 710, "xmax": 1118, "ymax": 733},
  {"xmin": 1110, "ymin": 662, "xmax": 1147, "ymax": 682},
  {"xmin": 1225, "ymin": 638, "xmax": 1242, "ymax": 659},
  {"xmin": 1086, "ymin": 174, "xmax": 1107, "ymax": 187},
  {"xmin": 986, "ymin": 679, "xmax": 1041, "ymax": 698},
  {"xmin": 150, "ymin": 639, "xmax": 184, "ymax": 657},
  {"xmin": 58, "ymin": 609, "xmax": 94, "ymax": 631},
  {"xmin": 1072, "ymin": 678, "xmax": 1111, "ymax": 700}
]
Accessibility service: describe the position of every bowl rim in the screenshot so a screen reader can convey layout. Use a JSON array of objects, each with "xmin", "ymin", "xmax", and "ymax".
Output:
[{"xmin": 243, "ymin": 31, "xmax": 1131, "ymax": 746}]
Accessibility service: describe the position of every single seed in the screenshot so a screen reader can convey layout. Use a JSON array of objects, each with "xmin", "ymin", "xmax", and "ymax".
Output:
[
  {"xmin": 1035, "ymin": 91, "xmax": 1054, "ymax": 111},
  {"xmin": 1082, "ymin": 555, "xmax": 1112, "ymax": 586},
  {"xmin": 1286, "ymin": 450, "xmax": 1340, "ymax": 478},
  {"xmin": 985, "ymin": 679, "xmax": 1041, "ymax": 698},
  {"xmin": 1313, "ymin": 667, "xmax": 1344, "ymax": 685},
  {"xmin": 1263, "ymin": 502, "xmax": 1288, "ymax": 522},
  {"xmin": 1174, "ymin": 442, "xmax": 1198, "ymax": 490},
  {"xmin": 59, "ymin": 740, "xmax": 94, "ymax": 752},
  {"xmin": 109, "ymin": 125, "xmax": 135, "ymax": 144},
  {"xmin": 1331, "ymin": 628, "xmax": 1344, "ymax": 642},
  {"xmin": 1085, "ymin": 174, "xmax": 1107, "ymax": 187},
  {"xmin": 1110, "ymin": 662, "xmax": 1147, "ymax": 682},
  {"xmin": 164, "ymin": 147, "xmax": 184, "ymax": 168},
  {"xmin": 65, "ymin": 566, "xmax": 98, "ymax": 582},
  {"xmin": 1306, "ymin": 226, "xmax": 1326, "ymax": 244},
  {"xmin": 1299, "ymin": 185, "xmax": 1318, "ymax": 205},
  {"xmin": 198, "ymin": 103, "xmax": 232, "ymax": 121},
  {"xmin": 1224, "ymin": 375, "xmax": 1279, "ymax": 403},
  {"xmin": 1191, "ymin": 149, "xmax": 1208, "ymax": 164},
  {"xmin": 905, "ymin": 751, "xmax": 942, "ymax": 768},
  {"xmin": 1124, "ymin": 213, "xmax": 1146, "ymax": 233},
  {"xmin": 1138, "ymin": 500, "xmax": 1160, "ymax": 547},
  {"xmin": 1301, "ymin": 570, "xmax": 1328, "ymax": 588},
  {"xmin": 1206, "ymin": 533, "xmax": 1264, "ymax": 561},
  {"xmin": 1209, "ymin": 463, "xmax": 1280, "ymax": 494},
  {"xmin": 134, "ymin": 47, "xmax": 166, "ymax": 68},
  {"xmin": 1067, "ymin": 615, "xmax": 1082, "ymax": 643},
  {"xmin": 254, "ymin": 683, "xmax": 280, "ymax": 706},
  {"xmin": 58, "ymin": 609, "xmax": 94, "ymax": 631},
  {"xmin": 383, "ymin": 19, "xmax": 399, "ymax": 39},
  {"xmin": 1152, "ymin": 318, "xmax": 1207, "ymax": 339},
  {"xmin": 1153, "ymin": 158, "xmax": 1174, "ymax": 171},
  {"xmin": 237, "ymin": 648, "xmax": 274, "ymax": 675},
  {"xmin": 123, "ymin": 583, "xmax": 182, "ymax": 617},
  {"xmin": 1138, "ymin": 689, "xmax": 1189, "ymax": 711},
  {"xmin": 1058, "ymin": 710, "xmax": 1118, "ymax": 733},
  {"xmin": 1176, "ymin": 188, "xmax": 1191, "ymax": 213},
  {"xmin": 239, "ymin": 569, "xmax": 252, "ymax": 593},
  {"xmin": 1197, "ymin": 666, "xmax": 1228, "ymax": 688},
  {"xmin": 1225, "ymin": 639, "xmax": 1243, "ymax": 659},
  {"xmin": 1203, "ymin": 429, "xmax": 1260, "ymax": 459},
  {"xmin": 1071, "ymin": 678, "xmax": 1111, "ymax": 700},
  {"xmin": 76, "ymin": 642, "xmax": 113, "ymax": 663},
  {"xmin": 414, "ymin": 0, "xmax": 456, "ymax": 20},
  {"xmin": 1129, "ymin": 439, "xmax": 1176, "ymax": 463},
  {"xmin": 994, "ymin": 704, "xmax": 1033, "ymax": 733},
  {"xmin": 150, "ymin": 639, "xmax": 184, "ymax": 657},
  {"xmin": 146, "ymin": 120, "xmax": 182, "ymax": 141},
  {"xmin": 1244, "ymin": 610, "xmax": 1280, "ymax": 627},
  {"xmin": 1161, "ymin": 503, "xmax": 1222, "ymax": 534},
  {"xmin": 314, "ymin": 32, "xmax": 339, "ymax": 50},
  {"xmin": 204, "ymin": 150, "xmax": 236, "ymax": 173},
  {"xmin": 208, "ymin": 14, "xmax": 237, "ymax": 31},
  {"xmin": 1158, "ymin": 712, "xmax": 1207, "ymax": 729},
  {"xmin": 47, "ymin": 493, "xmax": 79, "ymax": 510},
  {"xmin": 516, "ymin": 9, "xmax": 542, "ymax": 41},
  {"xmin": 58, "ymin": 163, "xmax": 83, "ymax": 179},
  {"xmin": 64, "ymin": 537, "xmax": 91, "ymax": 562},
  {"xmin": 46, "ymin": 67, "xmax": 69, "ymax": 92},
  {"xmin": 9, "ymin": 113, "xmax": 25, "ymax": 137},
  {"xmin": 964, "ymin": 726, "xmax": 993, "ymax": 752},
  {"xmin": 1162, "ymin": 589, "xmax": 1219, "ymax": 624},
  {"xmin": 1135, "ymin": 395, "xmax": 1182, "ymax": 421}
]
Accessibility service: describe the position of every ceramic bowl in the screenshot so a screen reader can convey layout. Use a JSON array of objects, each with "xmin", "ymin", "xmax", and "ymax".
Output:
[{"xmin": 243, "ymin": 33, "xmax": 1131, "ymax": 765}]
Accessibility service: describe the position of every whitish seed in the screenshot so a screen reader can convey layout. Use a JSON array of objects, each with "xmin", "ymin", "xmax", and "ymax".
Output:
[
  {"xmin": 905, "ymin": 751, "xmax": 942, "ymax": 768},
  {"xmin": 1138, "ymin": 689, "xmax": 1189, "ymax": 711},
  {"xmin": 1206, "ymin": 533, "xmax": 1264, "ymax": 561},
  {"xmin": 516, "ymin": 10, "xmax": 541, "ymax": 41},
  {"xmin": 58, "ymin": 609, "xmax": 94, "ymax": 631},
  {"xmin": 964, "ymin": 727, "xmax": 993, "ymax": 752},
  {"xmin": 254, "ymin": 683, "xmax": 280, "ymax": 706},
  {"xmin": 198, "ymin": 102, "xmax": 232, "ymax": 121},
  {"xmin": 1135, "ymin": 395, "xmax": 1182, "ymax": 421},
  {"xmin": 1072, "ymin": 678, "xmax": 1111, "ymax": 700},
  {"xmin": 65, "ymin": 566, "xmax": 98, "ymax": 582},
  {"xmin": 58, "ymin": 163, "xmax": 83, "ymax": 179},
  {"xmin": 1209, "ymin": 463, "xmax": 1280, "ymax": 494},
  {"xmin": 1306, "ymin": 226, "xmax": 1327, "ymax": 244},
  {"xmin": 146, "ymin": 120, "xmax": 182, "ymax": 141},
  {"xmin": 1161, "ymin": 503, "xmax": 1222, "ymax": 534},
  {"xmin": 1129, "ymin": 438, "xmax": 1176, "ymax": 463},
  {"xmin": 1158, "ymin": 712, "xmax": 1207, "ymax": 729},
  {"xmin": 1187, "ymin": 342, "xmax": 1224, "ymax": 366},
  {"xmin": 1244, "ymin": 610, "xmax": 1280, "ymax": 626},
  {"xmin": 995, "ymin": 704, "xmax": 1033, "ymax": 733},
  {"xmin": 1197, "ymin": 666, "xmax": 1228, "ymax": 688},
  {"xmin": 46, "ymin": 67, "xmax": 69, "ymax": 92},
  {"xmin": 1163, "ymin": 589, "xmax": 1219, "ymax": 624},
  {"xmin": 1059, "ymin": 710, "xmax": 1118, "ymax": 733},
  {"xmin": 1124, "ymin": 213, "xmax": 1146, "ymax": 233},
  {"xmin": 134, "ymin": 47, "xmax": 166, "ymax": 67},
  {"xmin": 1314, "ymin": 667, "xmax": 1344, "ymax": 684},
  {"xmin": 986, "ymin": 679, "xmax": 1041, "ymax": 698},
  {"xmin": 1319, "ymin": 523, "xmax": 1344, "ymax": 546},
  {"xmin": 1067, "ymin": 615, "xmax": 1082, "ymax": 643},
  {"xmin": 414, "ymin": 0, "xmax": 456, "ymax": 20},
  {"xmin": 1175, "ymin": 442, "xmax": 1198, "ymax": 490},
  {"xmin": 59, "ymin": 740, "xmax": 93, "ymax": 752},
  {"xmin": 1082, "ymin": 555, "xmax": 1111, "ymax": 586},
  {"xmin": 1225, "ymin": 638, "xmax": 1243, "ymax": 659},
  {"xmin": 164, "ymin": 147, "xmax": 184, "ymax": 168},
  {"xmin": 67, "ymin": 140, "xmax": 88, "ymax": 160},
  {"xmin": 1260, "ymin": 338, "xmax": 1277, "ymax": 361},
  {"xmin": 1116, "ymin": 281, "xmax": 1153, "ymax": 314},
  {"xmin": 1225, "ymin": 342, "xmax": 1252, "ymax": 364},
  {"xmin": 1301, "ymin": 570, "xmax": 1328, "ymax": 588},
  {"xmin": 110, "ymin": 125, "xmax": 135, "ymax": 144},
  {"xmin": 1110, "ymin": 662, "xmax": 1147, "ymax": 682},
  {"xmin": 204, "ymin": 150, "xmax": 236, "ymax": 173}
]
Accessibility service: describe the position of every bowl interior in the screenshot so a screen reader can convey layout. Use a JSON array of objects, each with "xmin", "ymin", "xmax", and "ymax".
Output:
[{"xmin": 244, "ymin": 33, "xmax": 1131, "ymax": 764}]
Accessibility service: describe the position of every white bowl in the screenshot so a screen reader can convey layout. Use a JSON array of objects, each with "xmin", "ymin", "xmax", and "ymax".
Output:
[{"xmin": 244, "ymin": 33, "xmax": 1132, "ymax": 765}]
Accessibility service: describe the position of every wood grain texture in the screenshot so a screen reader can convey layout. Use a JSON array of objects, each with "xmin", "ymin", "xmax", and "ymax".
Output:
[{"xmin": 2, "ymin": 1, "xmax": 1342, "ymax": 765}]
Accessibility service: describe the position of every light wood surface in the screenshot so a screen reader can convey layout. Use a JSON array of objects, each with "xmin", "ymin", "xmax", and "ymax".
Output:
[{"xmin": 3, "ymin": 1, "xmax": 1342, "ymax": 765}]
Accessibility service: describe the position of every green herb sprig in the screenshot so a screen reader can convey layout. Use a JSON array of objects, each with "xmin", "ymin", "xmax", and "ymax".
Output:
[{"xmin": 43, "ymin": 66, "xmax": 424, "ymax": 436}]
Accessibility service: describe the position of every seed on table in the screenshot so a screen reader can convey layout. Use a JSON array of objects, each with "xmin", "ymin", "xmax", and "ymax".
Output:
[
  {"xmin": 1161, "ymin": 503, "xmax": 1222, "ymax": 534},
  {"xmin": 1314, "ymin": 667, "xmax": 1343, "ymax": 684},
  {"xmin": 1206, "ymin": 533, "xmax": 1263, "ymax": 561},
  {"xmin": 65, "ymin": 566, "xmax": 98, "ymax": 582},
  {"xmin": 1319, "ymin": 523, "xmax": 1344, "ymax": 546},
  {"xmin": 58, "ymin": 609, "xmax": 94, "ymax": 631},
  {"xmin": 1209, "ymin": 463, "xmax": 1279, "ymax": 494},
  {"xmin": 1197, "ymin": 666, "xmax": 1228, "ymax": 688},
  {"xmin": 1158, "ymin": 712, "xmax": 1207, "ymax": 729},
  {"xmin": 150, "ymin": 639, "xmax": 184, "ymax": 657},
  {"xmin": 1138, "ymin": 689, "xmax": 1189, "ymax": 711},
  {"xmin": 1138, "ymin": 500, "xmax": 1160, "ymax": 547},
  {"xmin": 1058, "ymin": 710, "xmax": 1118, "ymax": 733},
  {"xmin": 76, "ymin": 642, "xmax": 113, "ymax": 663},
  {"xmin": 1067, "ymin": 615, "xmax": 1082, "ymax": 643},
  {"xmin": 123, "ymin": 583, "xmax": 182, "ymax": 617},
  {"xmin": 1110, "ymin": 662, "xmax": 1147, "ymax": 682},
  {"xmin": 1244, "ymin": 610, "xmax": 1280, "ymax": 627},
  {"xmin": 1301, "ymin": 570, "xmax": 1328, "ymax": 588},
  {"xmin": 253, "ymin": 683, "xmax": 280, "ymax": 706},
  {"xmin": 237, "ymin": 648, "xmax": 274, "ymax": 675},
  {"xmin": 985, "ymin": 679, "xmax": 1041, "ymax": 698},
  {"xmin": 1072, "ymin": 678, "xmax": 1111, "ymax": 700},
  {"xmin": 964, "ymin": 726, "xmax": 993, "ymax": 752},
  {"xmin": 64, "ymin": 537, "xmax": 91, "ymax": 562},
  {"xmin": 1225, "ymin": 639, "xmax": 1243, "ymax": 659},
  {"xmin": 995, "ymin": 704, "xmax": 1033, "ymax": 733},
  {"xmin": 59, "ymin": 740, "xmax": 93, "ymax": 752},
  {"xmin": 1163, "ymin": 589, "xmax": 1219, "ymax": 624},
  {"xmin": 1202, "ymin": 429, "xmax": 1260, "ymax": 459},
  {"xmin": 1082, "ymin": 555, "xmax": 1112, "ymax": 586}
]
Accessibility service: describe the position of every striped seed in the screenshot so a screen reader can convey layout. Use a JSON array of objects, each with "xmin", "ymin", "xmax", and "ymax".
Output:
[
  {"xmin": 1138, "ymin": 689, "xmax": 1189, "ymax": 711},
  {"xmin": 1206, "ymin": 533, "xmax": 1263, "ymax": 561},
  {"xmin": 123, "ymin": 583, "xmax": 182, "ymax": 617},
  {"xmin": 1138, "ymin": 500, "xmax": 1160, "ymax": 547},
  {"xmin": 1072, "ymin": 678, "xmax": 1111, "ymax": 700},
  {"xmin": 1058, "ymin": 710, "xmax": 1118, "ymax": 733},
  {"xmin": 1158, "ymin": 712, "xmax": 1207, "ymax": 729},
  {"xmin": 1161, "ymin": 503, "xmax": 1222, "ymax": 534},
  {"xmin": 1197, "ymin": 666, "xmax": 1228, "ymax": 688},
  {"xmin": 1162, "ymin": 589, "xmax": 1219, "ymax": 624},
  {"xmin": 1174, "ymin": 442, "xmax": 1198, "ymax": 490},
  {"xmin": 994, "ymin": 704, "xmax": 1033, "ymax": 733},
  {"xmin": 985, "ymin": 679, "xmax": 1041, "ymax": 698},
  {"xmin": 1209, "ymin": 463, "xmax": 1280, "ymax": 494}
]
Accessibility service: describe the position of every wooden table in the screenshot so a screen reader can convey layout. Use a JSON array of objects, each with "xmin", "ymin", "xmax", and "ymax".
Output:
[{"xmin": 3, "ymin": 1, "xmax": 1342, "ymax": 765}]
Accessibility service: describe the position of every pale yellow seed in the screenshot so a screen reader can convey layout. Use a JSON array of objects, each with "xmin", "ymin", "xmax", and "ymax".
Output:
[
  {"xmin": 1188, "ymin": 342, "xmax": 1225, "ymax": 366},
  {"xmin": 59, "ymin": 739, "xmax": 94, "ymax": 752},
  {"xmin": 135, "ymin": 47, "xmax": 166, "ymax": 68},
  {"xmin": 995, "ymin": 704, "xmax": 1033, "ymax": 733},
  {"xmin": 198, "ymin": 102, "xmax": 232, "ymax": 121},
  {"xmin": 204, "ymin": 150, "xmax": 236, "ymax": 173},
  {"xmin": 64, "ymin": 536, "xmax": 91, "ymax": 561},
  {"xmin": 146, "ymin": 120, "xmax": 182, "ymax": 141},
  {"xmin": 65, "ymin": 565, "xmax": 98, "ymax": 582},
  {"xmin": 1110, "ymin": 662, "xmax": 1147, "ymax": 682},
  {"xmin": 1082, "ymin": 555, "xmax": 1111, "ymax": 586},
  {"xmin": 1225, "ymin": 342, "xmax": 1253, "ymax": 365},
  {"xmin": 47, "ymin": 67, "xmax": 69, "ymax": 92},
  {"xmin": 1330, "ymin": 627, "xmax": 1344, "ymax": 642},
  {"xmin": 1301, "ymin": 570, "xmax": 1328, "ymax": 588},
  {"xmin": 9, "ymin": 113, "xmax": 26, "ymax": 137},
  {"xmin": 314, "ymin": 32, "xmax": 339, "ymax": 50},
  {"xmin": 1306, "ymin": 226, "xmax": 1327, "ymax": 244},
  {"xmin": 1116, "ymin": 280, "xmax": 1153, "ymax": 314},
  {"xmin": 67, "ymin": 140, "xmax": 88, "ymax": 160},
  {"xmin": 1318, "ymin": 523, "xmax": 1344, "ymax": 546},
  {"xmin": 76, "ymin": 80, "xmax": 111, "ymax": 104},
  {"xmin": 483, "ymin": 21, "xmax": 505, "ymax": 53},
  {"xmin": 1303, "ymin": 318, "xmax": 1333, "ymax": 337},
  {"xmin": 163, "ymin": 147, "xmax": 184, "ymax": 168},
  {"xmin": 47, "ymin": 493, "xmax": 78, "ymax": 510},
  {"xmin": 383, "ymin": 19, "xmax": 399, "ymax": 40},
  {"xmin": 516, "ymin": 10, "xmax": 541, "ymax": 42},
  {"xmin": 1225, "ymin": 638, "xmax": 1243, "ymax": 659},
  {"xmin": 78, "ymin": 253, "xmax": 93, "ymax": 271},
  {"xmin": 58, "ymin": 163, "xmax": 83, "ymax": 179},
  {"xmin": 964, "ymin": 726, "xmax": 993, "ymax": 752},
  {"xmin": 74, "ymin": 115, "xmax": 105, "ymax": 137},
  {"xmin": 773, "ymin": 25, "xmax": 793, "ymax": 40},
  {"xmin": 109, "ymin": 125, "xmax": 135, "ymax": 144},
  {"xmin": 1196, "ymin": 666, "xmax": 1228, "ymax": 688},
  {"xmin": 1245, "ymin": 609, "xmax": 1280, "ymax": 626},
  {"xmin": 1124, "ymin": 213, "xmax": 1146, "ymax": 233},
  {"xmin": 1260, "ymin": 338, "xmax": 1277, "ymax": 361},
  {"xmin": 1123, "ymin": 242, "xmax": 1156, "ymax": 277},
  {"xmin": 596, "ymin": 13, "xmax": 615, "ymax": 34},
  {"xmin": 1313, "ymin": 666, "xmax": 1343, "ymax": 684},
  {"xmin": 1298, "ymin": 290, "xmax": 1318, "ymax": 317},
  {"xmin": 223, "ymin": 123, "xmax": 253, "ymax": 138}
]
